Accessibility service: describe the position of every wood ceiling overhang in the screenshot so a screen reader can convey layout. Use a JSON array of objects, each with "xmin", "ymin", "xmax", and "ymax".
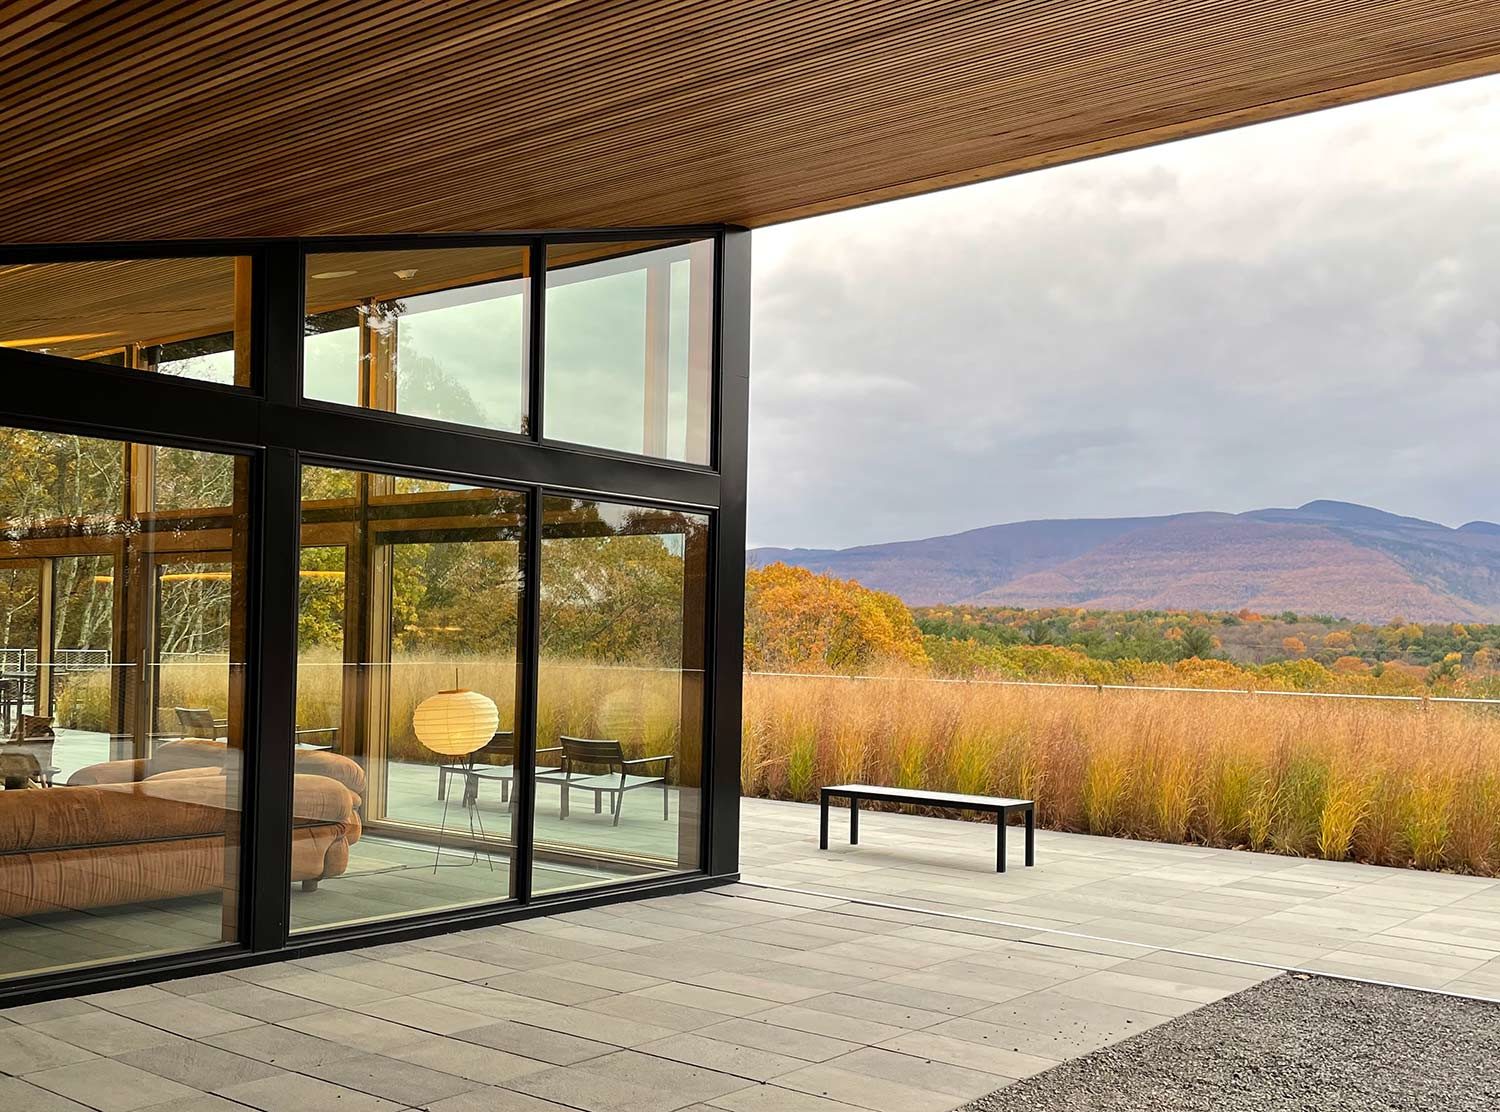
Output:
[{"xmin": 2, "ymin": 0, "xmax": 1498, "ymax": 244}]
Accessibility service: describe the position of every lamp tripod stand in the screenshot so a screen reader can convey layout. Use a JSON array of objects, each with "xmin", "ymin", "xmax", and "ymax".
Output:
[
  {"xmin": 432, "ymin": 768, "xmax": 496, "ymax": 872},
  {"xmin": 413, "ymin": 684, "xmax": 501, "ymax": 875}
]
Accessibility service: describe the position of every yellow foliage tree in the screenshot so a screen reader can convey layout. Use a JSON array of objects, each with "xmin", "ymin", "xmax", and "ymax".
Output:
[
  {"xmin": 744, "ymin": 563, "xmax": 929, "ymax": 676},
  {"xmin": 1282, "ymin": 636, "xmax": 1307, "ymax": 656}
]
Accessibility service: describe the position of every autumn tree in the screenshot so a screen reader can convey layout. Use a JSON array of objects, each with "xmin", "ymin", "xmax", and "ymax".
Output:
[
  {"xmin": 1282, "ymin": 636, "xmax": 1307, "ymax": 656},
  {"xmin": 744, "ymin": 563, "xmax": 929, "ymax": 675}
]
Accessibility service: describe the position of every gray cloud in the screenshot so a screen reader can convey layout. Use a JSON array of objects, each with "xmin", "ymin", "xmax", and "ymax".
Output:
[{"xmin": 747, "ymin": 75, "xmax": 1500, "ymax": 550}]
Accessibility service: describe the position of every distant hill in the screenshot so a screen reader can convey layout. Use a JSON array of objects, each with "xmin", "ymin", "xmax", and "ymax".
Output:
[{"xmin": 749, "ymin": 501, "xmax": 1500, "ymax": 622}]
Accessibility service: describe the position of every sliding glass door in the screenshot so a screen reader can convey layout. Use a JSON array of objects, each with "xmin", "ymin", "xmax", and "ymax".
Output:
[
  {"xmin": 530, "ymin": 495, "xmax": 710, "ymax": 894},
  {"xmin": 291, "ymin": 466, "xmax": 526, "ymax": 933}
]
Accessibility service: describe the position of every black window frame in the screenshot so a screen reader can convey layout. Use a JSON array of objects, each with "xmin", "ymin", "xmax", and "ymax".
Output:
[{"xmin": 0, "ymin": 226, "xmax": 750, "ymax": 1005}]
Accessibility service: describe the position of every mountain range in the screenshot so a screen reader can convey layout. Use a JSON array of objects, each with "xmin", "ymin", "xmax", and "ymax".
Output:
[{"xmin": 749, "ymin": 501, "xmax": 1500, "ymax": 622}]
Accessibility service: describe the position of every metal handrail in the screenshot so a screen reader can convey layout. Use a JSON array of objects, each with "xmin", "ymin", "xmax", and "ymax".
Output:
[{"xmin": 745, "ymin": 669, "xmax": 1500, "ymax": 707}]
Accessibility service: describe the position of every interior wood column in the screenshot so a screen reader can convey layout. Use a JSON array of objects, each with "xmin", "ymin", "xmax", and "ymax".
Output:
[
  {"xmin": 233, "ymin": 257, "xmax": 253, "ymax": 388},
  {"xmin": 643, "ymin": 260, "xmax": 671, "ymax": 457},
  {"xmin": 685, "ymin": 241, "xmax": 714, "ymax": 465}
]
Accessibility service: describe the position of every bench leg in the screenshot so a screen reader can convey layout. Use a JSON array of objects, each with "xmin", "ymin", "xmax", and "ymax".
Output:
[
  {"xmin": 997, "ymin": 813, "xmax": 1007, "ymax": 873},
  {"xmin": 1025, "ymin": 807, "xmax": 1035, "ymax": 867},
  {"xmin": 850, "ymin": 797, "xmax": 859, "ymax": 845},
  {"xmin": 819, "ymin": 794, "xmax": 829, "ymax": 850},
  {"xmin": 437, "ymin": 766, "xmax": 447, "ymax": 801}
]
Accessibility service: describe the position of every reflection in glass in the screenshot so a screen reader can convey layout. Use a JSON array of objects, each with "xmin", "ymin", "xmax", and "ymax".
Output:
[
  {"xmin": 0, "ymin": 257, "xmax": 250, "ymax": 386},
  {"xmin": 303, "ymin": 248, "xmax": 529, "ymax": 432},
  {"xmin": 291, "ymin": 465, "xmax": 524, "ymax": 932},
  {"xmin": 545, "ymin": 240, "xmax": 714, "ymax": 464},
  {"xmin": 530, "ymin": 496, "xmax": 708, "ymax": 894},
  {"xmin": 0, "ymin": 425, "xmax": 248, "ymax": 979}
]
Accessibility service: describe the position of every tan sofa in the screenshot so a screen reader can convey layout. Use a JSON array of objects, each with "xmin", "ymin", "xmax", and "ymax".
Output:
[{"xmin": 0, "ymin": 739, "xmax": 364, "ymax": 918}]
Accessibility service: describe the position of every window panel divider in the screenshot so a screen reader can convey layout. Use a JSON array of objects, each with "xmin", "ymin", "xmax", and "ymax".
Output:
[
  {"xmin": 706, "ymin": 228, "xmax": 751, "ymax": 877},
  {"xmin": 513, "ymin": 486, "xmax": 543, "ymax": 904},
  {"xmin": 243, "ymin": 447, "xmax": 299, "ymax": 951},
  {"xmin": 527, "ymin": 238, "xmax": 546, "ymax": 443},
  {"xmin": 0, "ymin": 348, "xmax": 719, "ymax": 509}
]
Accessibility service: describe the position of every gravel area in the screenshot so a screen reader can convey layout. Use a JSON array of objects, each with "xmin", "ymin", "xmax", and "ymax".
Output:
[{"xmin": 962, "ymin": 973, "xmax": 1500, "ymax": 1112}]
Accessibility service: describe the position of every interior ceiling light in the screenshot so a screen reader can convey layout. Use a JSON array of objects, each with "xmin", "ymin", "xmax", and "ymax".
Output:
[
  {"xmin": 309, "ymin": 270, "xmax": 357, "ymax": 279},
  {"xmin": 394, "ymin": 268, "xmax": 418, "ymax": 279}
]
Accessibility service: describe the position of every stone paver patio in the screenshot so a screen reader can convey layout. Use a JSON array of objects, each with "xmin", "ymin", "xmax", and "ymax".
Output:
[
  {"xmin": 1, "ymin": 796, "xmax": 1496, "ymax": 1111},
  {"xmin": 743, "ymin": 798, "xmax": 1500, "ymax": 1000}
]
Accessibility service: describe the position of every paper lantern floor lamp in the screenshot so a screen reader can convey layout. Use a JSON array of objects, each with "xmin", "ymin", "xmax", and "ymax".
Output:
[{"xmin": 414, "ymin": 688, "xmax": 499, "ymax": 871}]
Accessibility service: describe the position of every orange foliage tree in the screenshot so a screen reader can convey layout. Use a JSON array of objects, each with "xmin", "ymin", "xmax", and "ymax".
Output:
[{"xmin": 744, "ymin": 562, "xmax": 929, "ymax": 675}]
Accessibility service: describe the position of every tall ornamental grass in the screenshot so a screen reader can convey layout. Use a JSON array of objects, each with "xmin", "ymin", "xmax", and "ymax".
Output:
[{"xmin": 741, "ymin": 672, "xmax": 1500, "ymax": 876}]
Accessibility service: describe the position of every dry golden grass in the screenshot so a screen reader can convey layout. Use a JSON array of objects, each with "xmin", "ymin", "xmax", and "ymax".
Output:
[
  {"xmin": 56, "ymin": 651, "xmax": 689, "ymax": 769},
  {"xmin": 742, "ymin": 672, "xmax": 1500, "ymax": 876},
  {"xmin": 59, "ymin": 651, "xmax": 1500, "ymax": 875}
]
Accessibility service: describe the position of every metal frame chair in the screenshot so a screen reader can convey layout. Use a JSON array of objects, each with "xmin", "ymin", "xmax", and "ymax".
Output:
[
  {"xmin": 435, "ymin": 731, "xmax": 564, "ymax": 810},
  {"xmin": 551, "ymin": 736, "xmax": 673, "ymax": 826}
]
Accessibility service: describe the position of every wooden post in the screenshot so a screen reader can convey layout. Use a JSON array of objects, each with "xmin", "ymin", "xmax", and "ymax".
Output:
[
  {"xmin": 233, "ymin": 257, "xmax": 254, "ymax": 389},
  {"xmin": 35, "ymin": 560, "xmax": 54, "ymax": 720},
  {"xmin": 684, "ymin": 241, "xmax": 714, "ymax": 465},
  {"xmin": 643, "ymin": 260, "xmax": 671, "ymax": 457}
]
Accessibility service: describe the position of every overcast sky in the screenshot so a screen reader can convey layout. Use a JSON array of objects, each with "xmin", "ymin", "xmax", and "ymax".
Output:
[{"xmin": 747, "ymin": 75, "xmax": 1500, "ymax": 551}]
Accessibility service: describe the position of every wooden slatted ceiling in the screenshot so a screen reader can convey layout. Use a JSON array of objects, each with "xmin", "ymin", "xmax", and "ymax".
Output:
[{"xmin": 0, "ymin": 0, "xmax": 1497, "ymax": 243}]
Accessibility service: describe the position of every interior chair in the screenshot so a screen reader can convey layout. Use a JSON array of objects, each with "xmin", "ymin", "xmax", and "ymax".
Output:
[
  {"xmin": 0, "ymin": 750, "xmax": 41, "ymax": 790},
  {"xmin": 2, "ymin": 714, "xmax": 55, "ymax": 786},
  {"xmin": 175, "ymin": 706, "xmax": 226, "ymax": 740}
]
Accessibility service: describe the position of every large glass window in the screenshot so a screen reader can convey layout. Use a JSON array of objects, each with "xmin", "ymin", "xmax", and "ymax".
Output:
[
  {"xmin": 545, "ymin": 240, "xmax": 714, "ymax": 464},
  {"xmin": 304, "ymin": 248, "xmax": 529, "ymax": 432},
  {"xmin": 291, "ymin": 465, "xmax": 526, "ymax": 933},
  {"xmin": 0, "ymin": 426, "xmax": 248, "ymax": 980},
  {"xmin": 0, "ymin": 228, "xmax": 728, "ymax": 990},
  {"xmin": 0, "ymin": 257, "xmax": 250, "ymax": 385},
  {"xmin": 530, "ymin": 496, "xmax": 709, "ymax": 894}
]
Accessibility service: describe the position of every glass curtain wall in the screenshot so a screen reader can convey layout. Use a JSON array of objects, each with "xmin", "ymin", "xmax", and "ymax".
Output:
[
  {"xmin": 531, "ymin": 496, "xmax": 709, "ymax": 894},
  {"xmin": 0, "ymin": 425, "xmax": 248, "ymax": 978},
  {"xmin": 545, "ymin": 240, "xmax": 715, "ymax": 463},
  {"xmin": 291, "ymin": 466, "xmax": 526, "ymax": 932},
  {"xmin": 304, "ymin": 247, "xmax": 530, "ymax": 432},
  {"xmin": 0, "ymin": 227, "xmax": 730, "ymax": 990}
]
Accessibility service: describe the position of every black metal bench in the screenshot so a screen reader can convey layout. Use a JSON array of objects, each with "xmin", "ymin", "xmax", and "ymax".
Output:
[{"xmin": 819, "ymin": 783, "xmax": 1035, "ymax": 873}]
